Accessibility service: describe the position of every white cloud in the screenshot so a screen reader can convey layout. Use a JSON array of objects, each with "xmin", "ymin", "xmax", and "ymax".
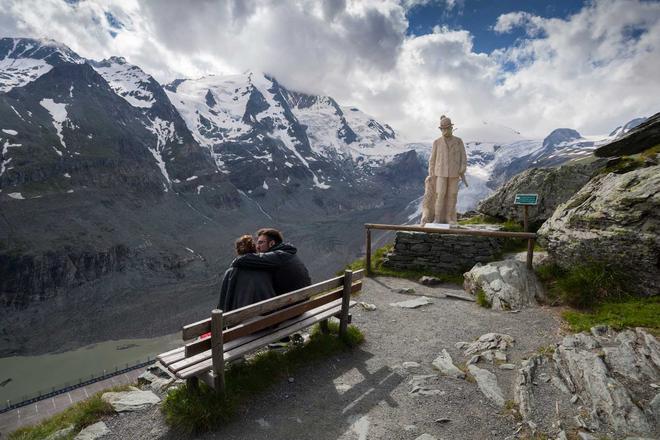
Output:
[{"xmin": 0, "ymin": 0, "xmax": 658, "ymax": 142}]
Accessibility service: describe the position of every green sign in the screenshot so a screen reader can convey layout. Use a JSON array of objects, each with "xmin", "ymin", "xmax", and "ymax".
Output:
[{"xmin": 514, "ymin": 193, "xmax": 539, "ymax": 205}]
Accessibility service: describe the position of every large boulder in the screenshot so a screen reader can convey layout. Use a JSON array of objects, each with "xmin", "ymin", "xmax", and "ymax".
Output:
[
  {"xmin": 463, "ymin": 260, "xmax": 546, "ymax": 310},
  {"xmin": 477, "ymin": 160, "xmax": 604, "ymax": 226},
  {"xmin": 538, "ymin": 165, "xmax": 659, "ymax": 295}
]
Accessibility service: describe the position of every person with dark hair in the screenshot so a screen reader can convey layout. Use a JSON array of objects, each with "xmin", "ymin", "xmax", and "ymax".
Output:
[
  {"xmin": 232, "ymin": 228, "xmax": 311, "ymax": 295},
  {"xmin": 217, "ymin": 235, "xmax": 277, "ymax": 312}
]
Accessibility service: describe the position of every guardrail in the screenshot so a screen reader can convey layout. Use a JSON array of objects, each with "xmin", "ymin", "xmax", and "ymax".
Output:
[
  {"xmin": 364, "ymin": 223, "xmax": 537, "ymax": 275},
  {"xmin": 1, "ymin": 357, "xmax": 155, "ymax": 414}
]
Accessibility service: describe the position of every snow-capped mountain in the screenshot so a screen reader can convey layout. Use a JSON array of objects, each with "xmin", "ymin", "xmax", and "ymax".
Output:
[{"xmin": 164, "ymin": 72, "xmax": 413, "ymax": 195}]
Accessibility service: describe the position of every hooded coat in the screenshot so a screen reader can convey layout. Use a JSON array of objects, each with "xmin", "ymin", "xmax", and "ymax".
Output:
[
  {"xmin": 218, "ymin": 267, "xmax": 276, "ymax": 312},
  {"xmin": 230, "ymin": 243, "xmax": 312, "ymax": 295}
]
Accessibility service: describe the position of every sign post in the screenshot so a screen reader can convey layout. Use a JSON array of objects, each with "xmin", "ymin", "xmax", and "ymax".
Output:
[
  {"xmin": 514, "ymin": 193, "xmax": 539, "ymax": 270},
  {"xmin": 514, "ymin": 193, "xmax": 539, "ymax": 232}
]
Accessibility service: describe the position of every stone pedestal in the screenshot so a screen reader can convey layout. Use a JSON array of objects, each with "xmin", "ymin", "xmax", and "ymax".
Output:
[{"xmin": 382, "ymin": 227, "xmax": 504, "ymax": 273}]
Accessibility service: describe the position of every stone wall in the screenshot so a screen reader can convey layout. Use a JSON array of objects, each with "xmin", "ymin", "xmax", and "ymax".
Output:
[{"xmin": 382, "ymin": 228, "xmax": 504, "ymax": 273}]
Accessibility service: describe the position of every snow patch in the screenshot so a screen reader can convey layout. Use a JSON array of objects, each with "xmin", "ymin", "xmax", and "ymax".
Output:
[
  {"xmin": 8, "ymin": 192, "xmax": 24, "ymax": 199},
  {"xmin": 40, "ymin": 98, "xmax": 69, "ymax": 149},
  {"xmin": 2, "ymin": 129, "xmax": 18, "ymax": 135},
  {"xmin": 186, "ymin": 175, "xmax": 198, "ymax": 181},
  {"xmin": 196, "ymin": 185, "xmax": 204, "ymax": 194},
  {"xmin": 144, "ymin": 117, "xmax": 176, "ymax": 189},
  {"xmin": 0, "ymin": 57, "xmax": 53, "ymax": 93},
  {"xmin": 64, "ymin": 173, "xmax": 71, "ymax": 178},
  {"xmin": 262, "ymin": 181, "xmax": 269, "ymax": 190}
]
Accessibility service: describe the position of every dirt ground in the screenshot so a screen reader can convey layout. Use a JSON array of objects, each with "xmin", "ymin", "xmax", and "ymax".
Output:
[{"xmin": 103, "ymin": 276, "xmax": 564, "ymax": 440}]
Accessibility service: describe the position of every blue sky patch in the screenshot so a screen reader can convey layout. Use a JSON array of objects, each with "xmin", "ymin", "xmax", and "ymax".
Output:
[{"xmin": 406, "ymin": 0, "xmax": 587, "ymax": 54}]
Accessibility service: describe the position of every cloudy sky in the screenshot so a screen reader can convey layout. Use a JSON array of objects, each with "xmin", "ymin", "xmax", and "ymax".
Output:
[{"xmin": 1, "ymin": 0, "xmax": 659, "ymax": 142}]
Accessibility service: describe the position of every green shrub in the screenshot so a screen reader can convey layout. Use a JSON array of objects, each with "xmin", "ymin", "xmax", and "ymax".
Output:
[
  {"xmin": 162, "ymin": 322, "xmax": 364, "ymax": 434},
  {"xmin": 475, "ymin": 289, "xmax": 491, "ymax": 308}
]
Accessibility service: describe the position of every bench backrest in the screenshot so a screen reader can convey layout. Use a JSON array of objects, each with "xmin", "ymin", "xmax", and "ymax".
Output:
[{"xmin": 181, "ymin": 269, "xmax": 364, "ymax": 356}]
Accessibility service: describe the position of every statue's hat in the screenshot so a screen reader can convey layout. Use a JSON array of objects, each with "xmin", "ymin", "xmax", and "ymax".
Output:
[{"xmin": 439, "ymin": 115, "xmax": 453, "ymax": 128}]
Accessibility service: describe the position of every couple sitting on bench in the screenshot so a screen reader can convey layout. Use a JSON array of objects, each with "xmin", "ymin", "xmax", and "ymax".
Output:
[{"xmin": 218, "ymin": 228, "xmax": 312, "ymax": 313}]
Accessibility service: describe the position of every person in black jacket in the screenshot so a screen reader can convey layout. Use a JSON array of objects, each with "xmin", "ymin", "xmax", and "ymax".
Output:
[
  {"xmin": 231, "ymin": 228, "xmax": 311, "ymax": 295},
  {"xmin": 218, "ymin": 235, "xmax": 277, "ymax": 312}
]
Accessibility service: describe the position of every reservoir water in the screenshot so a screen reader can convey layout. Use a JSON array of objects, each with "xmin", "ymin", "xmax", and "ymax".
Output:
[{"xmin": 0, "ymin": 332, "xmax": 181, "ymax": 405}]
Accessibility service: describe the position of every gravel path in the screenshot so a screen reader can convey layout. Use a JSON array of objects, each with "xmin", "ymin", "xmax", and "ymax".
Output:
[{"xmin": 102, "ymin": 276, "xmax": 563, "ymax": 440}]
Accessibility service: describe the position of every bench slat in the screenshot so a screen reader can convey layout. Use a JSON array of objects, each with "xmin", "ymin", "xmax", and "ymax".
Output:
[
  {"xmin": 158, "ymin": 347, "xmax": 185, "ymax": 366},
  {"xmin": 171, "ymin": 298, "xmax": 345, "ymax": 374},
  {"xmin": 176, "ymin": 300, "xmax": 355, "ymax": 379},
  {"xmin": 182, "ymin": 270, "xmax": 364, "ymax": 340}
]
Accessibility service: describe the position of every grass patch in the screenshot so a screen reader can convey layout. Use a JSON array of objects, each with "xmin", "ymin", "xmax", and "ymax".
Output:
[
  {"xmin": 475, "ymin": 288, "xmax": 491, "ymax": 308},
  {"xmin": 9, "ymin": 384, "xmax": 130, "ymax": 440},
  {"xmin": 502, "ymin": 399, "xmax": 522, "ymax": 422},
  {"xmin": 536, "ymin": 345, "xmax": 556, "ymax": 358},
  {"xmin": 161, "ymin": 321, "xmax": 364, "ymax": 434},
  {"xmin": 458, "ymin": 214, "xmax": 503, "ymax": 225},
  {"xmin": 535, "ymin": 261, "xmax": 629, "ymax": 309},
  {"xmin": 343, "ymin": 244, "xmax": 465, "ymax": 285},
  {"xmin": 562, "ymin": 296, "xmax": 660, "ymax": 334}
]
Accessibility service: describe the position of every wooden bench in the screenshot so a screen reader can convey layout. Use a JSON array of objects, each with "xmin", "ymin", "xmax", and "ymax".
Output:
[{"xmin": 157, "ymin": 269, "xmax": 364, "ymax": 393}]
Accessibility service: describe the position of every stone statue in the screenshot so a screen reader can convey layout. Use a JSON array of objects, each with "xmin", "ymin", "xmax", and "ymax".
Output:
[{"xmin": 421, "ymin": 115, "xmax": 467, "ymax": 225}]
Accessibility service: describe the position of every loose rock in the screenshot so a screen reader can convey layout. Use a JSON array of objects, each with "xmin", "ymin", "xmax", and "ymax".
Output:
[
  {"xmin": 389, "ymin": 296, "xmax": 432, "ymax": 309},
  {"xmin": 468, "ymin": 364, "xmax": 505, "ymax": 407},
  {"xmin": 432, "ymin": 349, "xmax": 466, "ymax": 379},
  {"xmin": 73, "ymin": 421, "xmax": 110, "ymax": 440},
  {"xmin": 101, "ymin": 389, "xmax": 160, "ymax": 412}
]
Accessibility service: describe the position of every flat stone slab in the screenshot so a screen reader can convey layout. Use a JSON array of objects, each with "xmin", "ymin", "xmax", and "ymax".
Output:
[
  {"xmin": 468, "ymin": 365, "xmax": 505, "ymax": 408},
  {"xmin": 101, "ymin": 389, "xmax": 160, "ymax": 412},
  {"xmin": 389, "ymin": 296, "xmax": 432, "ymax": 309},
  {"xmin": 432, "ymin": 349, "xmax": 465, "ymax": 379},
  {"xmin": 74, "ymin": 421, "xmax": 110, "ymax": 440}
]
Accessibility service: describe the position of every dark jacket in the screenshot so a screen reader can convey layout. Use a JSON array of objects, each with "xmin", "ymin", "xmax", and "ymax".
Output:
[
  {"xmin": 217, "ymin": 267, "xmax": 276, "ymax": 312},
  {"xmin": 231, "ymin": 243, "xmax": 311, "ymax": 295}
]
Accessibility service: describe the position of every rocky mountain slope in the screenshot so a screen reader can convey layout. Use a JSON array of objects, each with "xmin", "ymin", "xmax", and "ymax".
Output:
[{"xmin": 0, "ymin": 37, "xmax": 424, "ymax": 355}]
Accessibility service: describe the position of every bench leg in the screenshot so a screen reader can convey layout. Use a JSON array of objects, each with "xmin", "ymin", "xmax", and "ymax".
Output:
[
  {"xmin": 339, "ymin": 270, "xmax": 352, "ymax": 337},
  {"xmin": 186, "ymin": 377, "xmax": 199, "ymax": 392},
  {"xmin": 320, "ymin": 319, "xmax": 329, "ymax": 334}
]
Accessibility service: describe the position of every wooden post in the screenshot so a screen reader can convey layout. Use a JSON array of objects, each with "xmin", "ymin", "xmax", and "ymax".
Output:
[
  {"xmin": 527, "ymin": 238, "xmax": 534, "ymax": 270},
  {"xmin": 210, "ymin": 309, "xmax": 225, "ymax": 394},
  {"xmin": 339, "ymin": 270, "xmax": 353, "ymax": 337},
  {"xmin": 523, "ymin": 205, "xmax": 529, "ymax": 232},
  {"xmin": 365, "ymin": 227, "xmax": 372, "ymax": 276}
]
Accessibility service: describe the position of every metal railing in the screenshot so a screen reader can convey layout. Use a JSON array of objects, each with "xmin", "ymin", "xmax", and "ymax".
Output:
[
  {"xmin": 1, "ymin": 357, "xmax": 156, "ymax": 413},
  {"xmin": 364, "ymin": 223, "xmax": 537, "ymax": 275}
]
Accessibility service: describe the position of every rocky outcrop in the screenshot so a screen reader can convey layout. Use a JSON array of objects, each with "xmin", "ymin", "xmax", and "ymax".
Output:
[
  {"xmin": 538, "ymin": 165, "xmax": 660, "ymax": 296},
  {"xmin": 596, "ymin": 112, "xmax": 660, "ymax": 157},
  {"xmin": 463, "ymin": 260, "xmax": 546, "ymax": 310},
  {"xmin": 382, "ymin": 228, "xmax": 504, "ymax": 274},
  {"xmin": 513, "ymin": 327, "xmax": 659, "ymax": 439},
  {"xmin": 477, "ymin": 160, "xmax": 604, "ymax": 225}
]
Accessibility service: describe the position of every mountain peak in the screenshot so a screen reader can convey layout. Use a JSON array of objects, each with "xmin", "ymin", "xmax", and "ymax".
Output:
[
  {"xmin": 542, "ymin": 128, "xmax": 581, "ymax": 149},
  {"xmin": 0, "ymin": 37, "xmax": 82, "ymax": 64}
]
